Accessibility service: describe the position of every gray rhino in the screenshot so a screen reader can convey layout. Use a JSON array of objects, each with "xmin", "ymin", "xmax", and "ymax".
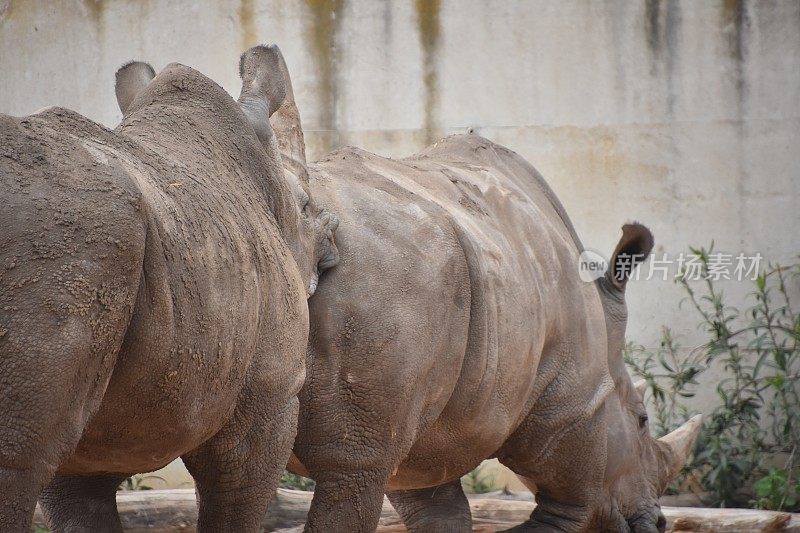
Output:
[
  {"xmin": 0, "ymin": 45, "xmax": 338, "ymax": 532},
  {"xmin": 270, "ymin": 56, "xmax": 702, "ymax": 532}
]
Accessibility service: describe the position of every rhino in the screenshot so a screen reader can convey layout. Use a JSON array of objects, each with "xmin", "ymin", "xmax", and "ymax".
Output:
[
  {"xmin": 0, "ymin": 45, "xmax": 338, "ymax": 532},
  {"xmin": 268, "ymin": 55, "xmax": 702, "ymax": 532}
]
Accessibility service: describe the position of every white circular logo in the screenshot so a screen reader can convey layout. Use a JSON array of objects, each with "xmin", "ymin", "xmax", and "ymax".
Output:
[{"xmin": 578, "ymin": 249, "xmax": 608, "ymax": 282}]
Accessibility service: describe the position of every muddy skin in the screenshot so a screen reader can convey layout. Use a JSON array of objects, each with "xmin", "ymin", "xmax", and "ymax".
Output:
[
  {"xmin": 269, "ymin": 60, "xmax": 701, "ymax": 532},
  {"xmin": 0, "ymin": 44, "xmax": 338, "ymax": 532}
]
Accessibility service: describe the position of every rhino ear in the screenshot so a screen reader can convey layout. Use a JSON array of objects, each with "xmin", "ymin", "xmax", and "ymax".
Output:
[
  {"xmin": 237, "ymin": 44, "xmax": 287, "ymax": 150},
  {"xmin": 238, "ymin": 44, "xmax": 287, "ymax": 117},
  {"xmin": 606, "ymin": 223, "xmax": 654, "ymax": 291},
  {"xmin": 115, "ymin": 61, "xmax": 155, "ymax": 117},
  {"xmin": 268, "ymin": 44, "xmax": 310, "ymax": 186}
]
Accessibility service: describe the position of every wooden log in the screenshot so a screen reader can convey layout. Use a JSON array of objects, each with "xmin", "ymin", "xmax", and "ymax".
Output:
[
  {"xmin": 664, "ymin": 506, "xmax": 799, "ymax": 533},
  {"xmin": 31, "ymin": 488, "xmax": 800, "ymax": 532}
]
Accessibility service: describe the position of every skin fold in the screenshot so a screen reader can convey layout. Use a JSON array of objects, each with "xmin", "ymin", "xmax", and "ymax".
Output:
[
  {"xmin": 270, "ymin": 56, "xmax": 702, "ymax": 532},
  {"xmin": 0, "ymin": 45, "xmax": 338, "ymax": 532}
]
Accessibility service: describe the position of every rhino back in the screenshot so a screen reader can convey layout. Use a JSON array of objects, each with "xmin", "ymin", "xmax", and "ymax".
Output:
[
  {"xmin": 1, "ymin": 67, "xmax": 306, "ymax": 474},
  {"xmin": 65, "ymin": 70, "xmax": 307, "ymax": 474},
  {"xmin": 308, "ymin": 135, "xmax": 609, "ymax": 488},
  {"xmin": 401, "ymin": 136, "xmax": 611, "ymax": 482}
]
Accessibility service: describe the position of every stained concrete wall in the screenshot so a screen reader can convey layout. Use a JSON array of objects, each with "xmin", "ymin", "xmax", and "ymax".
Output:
[{"xmin": 1, "ymin": 0, "xmax": 798, "ymax": 489}]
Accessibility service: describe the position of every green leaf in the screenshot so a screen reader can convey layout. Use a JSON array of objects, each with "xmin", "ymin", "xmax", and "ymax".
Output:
[
  {"xmin": 774, "ymin": 349, "xmax": 787, "ymax": 370},
  {"xmin": 767, "ymin": 374, "xmax": 785, "ymax": 391}
]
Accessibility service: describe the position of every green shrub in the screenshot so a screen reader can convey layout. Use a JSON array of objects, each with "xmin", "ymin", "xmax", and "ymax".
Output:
[
  {"xmin": 279, "ymin": 470, "xmax": 316, "ymax": 491},
  {"xmin": 625, "ymin": 248, "xmax": 799, "ymax": 510},
  {"xmin": 461, "ymin": 463, "xmax": 497, "ymax": 494},
  {"xmin": 752, "ymin": 468, "xmax": 799, "ymax": 510},
  {"xmin": 117, "ymin": 474, "xmax": 165, "ymax": 491}
]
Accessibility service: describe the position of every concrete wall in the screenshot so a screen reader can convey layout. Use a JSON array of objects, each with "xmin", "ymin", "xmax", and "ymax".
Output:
[{"xmin": 1, "ymin": 0, "xmax": 798, "ymax": 489}]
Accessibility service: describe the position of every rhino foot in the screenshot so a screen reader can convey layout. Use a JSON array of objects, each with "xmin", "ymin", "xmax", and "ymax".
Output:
[
  {"xmin": 39, "ymin": 474, "xmax": 126, "ymax": 532},
  {"xmin": 387, "ymin": 479, "xmax": 472, "ymax": 532}
]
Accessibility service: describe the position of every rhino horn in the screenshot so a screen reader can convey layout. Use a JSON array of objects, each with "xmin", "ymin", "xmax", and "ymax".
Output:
[
  {"xmin": 657, "ymin": 414, "xmax": 703, "ymax": 485},
  {"xmin": 633, "ymin": 379, "xmax": 647, "ymax": 399},
  {"xmin": 115, "ymin": 61, "xmax": 155, "ymax": 117}
]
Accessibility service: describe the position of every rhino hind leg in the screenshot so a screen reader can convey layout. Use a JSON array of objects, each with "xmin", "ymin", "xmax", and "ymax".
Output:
[
  {"xmin": 387, "ymin": 478, "xmax": 472, "ymax": 532},
  {"xmin": 39, "ymin": 474, "xmax": 127, "ymax": 532},
  {"xmin": 182, "ymin": 392, "xmax": 299, "ymax": 532},
  {"xmin": 0, "ymin": 223, "xmax": 145, "ymax": 531},
  {"xmin": 0, "ymin": 295, "xmax": 139, "ymax": 532},
  {"xmin": 302, "ymin": 467, "xmax": 390, "ymax": 533}
]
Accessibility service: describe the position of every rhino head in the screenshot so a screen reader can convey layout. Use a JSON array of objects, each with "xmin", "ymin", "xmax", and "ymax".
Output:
[
  {"xmin": 114, "ymin": 44, "xmax": 339, "ymax": 297},
  {"xmin": 593, "ymin": 223, "xmax": 702, "ymax": 531}
]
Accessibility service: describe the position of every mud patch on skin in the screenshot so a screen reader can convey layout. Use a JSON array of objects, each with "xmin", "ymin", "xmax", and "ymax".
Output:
[{"xmin": 441, "ymin": 168, "xmax": 488, "ymax": 216}]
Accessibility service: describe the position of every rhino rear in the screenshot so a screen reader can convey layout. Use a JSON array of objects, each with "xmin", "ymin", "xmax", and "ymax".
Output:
[{"xmin": 0, "ymin": 110, "xmax": 146, "ymax": 529}]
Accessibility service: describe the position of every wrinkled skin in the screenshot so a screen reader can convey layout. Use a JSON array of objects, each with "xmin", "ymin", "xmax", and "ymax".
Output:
[
  {"xmin": 269, "ymin": 63, "xmax": 700, "ymax": 532},
  {"xmin": 0, "ymin": 45, "xmax": 337, "ymax": 532}
]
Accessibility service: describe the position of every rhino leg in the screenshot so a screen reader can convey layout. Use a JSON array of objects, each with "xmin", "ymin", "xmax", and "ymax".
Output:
[
  {"xmin": 493, "ymin": 465, "xmax": 597, "ymax": 532},
  {"xmin": 303, "ymin": 468, "xmax": 390, "ymax": 533},
  {"xmin": 386, "ymin": 479, "xmax": 471, "ymax": 532},
  {"xmin": 495, "ymin": 497, "xmax": 594, "ymax": 532},
  {"xmin": 182, "ymin": 393, "xmax": 299, "ymax": 533},
  {"xmin": 39, "ymin": 474, "xmax": 126, "ymax": 532},
  {"xmin": 496, "ymin": 412, "xmax": 609, "ymax": 531},
  {"xmin": 0, "ymin": 302, "xmax": 137, "ymax": 532}
]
